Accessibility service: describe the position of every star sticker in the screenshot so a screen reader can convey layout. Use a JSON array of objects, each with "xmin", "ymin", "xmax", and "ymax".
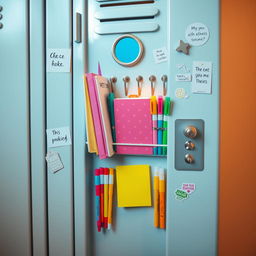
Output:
[{"xmin": 176, "ymin": 40, "xmax": 191, "ymax": 55}]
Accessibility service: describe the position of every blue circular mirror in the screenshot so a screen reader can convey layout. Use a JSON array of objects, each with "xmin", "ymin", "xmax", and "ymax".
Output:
[{"xmin": 112, "ymin": 34, "xmax": 144, "ymax": 67}]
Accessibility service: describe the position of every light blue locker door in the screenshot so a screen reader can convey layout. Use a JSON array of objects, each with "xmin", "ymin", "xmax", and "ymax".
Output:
[
  {"xmin": 0, "ymin": 1, "xmax": 32, "ymax": 255},
  {"xmin": 46, "ymin": 1, "xmax": 74, "ymax": 255},
  {"xmin": 83, "ymin": 0, "xmax": 219, "ymax": 256}
]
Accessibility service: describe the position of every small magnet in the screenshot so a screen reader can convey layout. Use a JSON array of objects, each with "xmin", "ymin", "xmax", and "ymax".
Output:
[
  {"xmin": 176, "ymin": 40, "xmax": 191, "ymax": 55},
  {"xmin": 175, "ymin": 88, "xmax": 186, "ymax": 99}
]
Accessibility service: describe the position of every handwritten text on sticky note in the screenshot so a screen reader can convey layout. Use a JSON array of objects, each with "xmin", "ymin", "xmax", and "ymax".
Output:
[
  {"xmin": 153, "ymin": 47, "xmax": 168, "ymax": 64},
  {"xmin": 176, "ymin": 73, "xmax": 192, "ymax": 82},
  {"xmin": 47, "ymin": 48, "xmax": 71, "ymax": 72},
  {"xmin": 46, "ymin": 126, "xmax": 71, "ymax": 147},
  {"xmin": 192, "ymin": 61, "xmax": 212, "ymax": 94}
]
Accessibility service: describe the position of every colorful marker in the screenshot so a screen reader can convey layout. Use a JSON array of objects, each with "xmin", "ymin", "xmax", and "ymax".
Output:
[
  {"xmin": 159, "ymin": 168, "xmax": 166, "ymax": 229},
  {"xmin": 150, "ymin": 96, "xmax": 158, "ymax": 155},
  {"xmin": 157, "ymin": 96, "xmax": 164, "ymax": 155},
  {"xmin": 163, "ymin": 97, "xmax": 171, "ymax": 155},
  {"xmin": 154, "ymin": 168, "xmax": 159, "ymax": 228}
]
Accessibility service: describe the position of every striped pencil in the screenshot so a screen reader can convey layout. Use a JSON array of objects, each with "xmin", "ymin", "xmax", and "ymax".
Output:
[
  {"xmin": 104, "ymin": 168, "xmax": 109, "ymax": 229},
  {"xmin": 108, "ymin": 168, "xmax": 114, "ymax": 230},
  {"xmin": 94, "ymin": 169, "xmax": 101, "ymax": 232},
  {"xmin": 99, "ymin": 168, "xmax": 105, "ymax": 228}
]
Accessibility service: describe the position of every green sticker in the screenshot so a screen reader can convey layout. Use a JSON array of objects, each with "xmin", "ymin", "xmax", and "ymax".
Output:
[{"xmin": 175, "ymin": 189, "xmax": 188, "ymax": 200}]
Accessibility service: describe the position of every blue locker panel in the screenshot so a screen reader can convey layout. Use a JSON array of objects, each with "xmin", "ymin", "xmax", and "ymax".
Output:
[
  {"xmin": 46, "ymin": 1, "xmax": 74, "ymax": 255},
  {"xmin": 30, "ymin": 0, "xmax": 48, "ymax": 255},
  {"xmin": 0, "ymin": 1, "xmax": 32, "ymax": 255},
  {"xmin": 167, "ymin": 1, "xmax": 219, "ymax": 255}
]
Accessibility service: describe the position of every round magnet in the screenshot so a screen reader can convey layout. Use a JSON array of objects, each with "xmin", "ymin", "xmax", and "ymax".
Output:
[
  {"xmin": 175, "ymin": 88, "xmax": 186, "ymax": 99},
  {"xmin": 112, "ymin": 34, "xmax": 144, "ymax": 67}
]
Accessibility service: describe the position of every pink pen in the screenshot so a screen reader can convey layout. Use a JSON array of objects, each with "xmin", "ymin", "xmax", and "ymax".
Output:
[{"xmin": 157, "ymin": 96, "xmax": 164, "ymax": 155}]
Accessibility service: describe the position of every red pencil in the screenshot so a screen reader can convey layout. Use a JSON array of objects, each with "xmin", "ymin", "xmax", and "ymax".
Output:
[
  {"xmin": 94, "ymin": 169, "xmax": 101, "ymax": 232},
  {"xmin": 99, "ymin": 168, "xmax": 105, "ymax": 228}
]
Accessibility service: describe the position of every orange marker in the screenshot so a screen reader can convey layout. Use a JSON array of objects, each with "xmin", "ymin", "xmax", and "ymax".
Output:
[
  {"xmin": 159, "ymin": 168, "xmax": 166, "ymax": 229},
  {"xmin": 154, "ymin": 168, "xmax": 159, "ymax": 228},
  {"xmin": 108, "ymin": 168, "xmax": 114, "ymax": 230}
]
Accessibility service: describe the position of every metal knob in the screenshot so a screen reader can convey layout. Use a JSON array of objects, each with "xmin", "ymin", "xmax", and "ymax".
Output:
[
  {"xmin": 185, "ymin": 154, "xmax": 194, "ymax": 164},
  {"xmin": 0, "ymin": 23, "xmax": 3, "ymax": 29},
  {"xmin": 0, "ymin": 14, "xmax": 3, "ymax": 20},
  {"xmin": 0, "ymin": 6, "xmax": 3, "ymax": 12},
  {"xmin": 185, "ymin": 141, "xmax": 195, "ymax": 150},
  {"xmin": 184, "ymin": 126, "xmax": 198, "ymax": 139}
]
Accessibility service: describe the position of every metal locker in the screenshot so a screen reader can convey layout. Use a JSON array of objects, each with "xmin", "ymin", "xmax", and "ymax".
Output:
[{"xmin": 0, "ymin": 0, "xmax": 220, "ymax": 255}]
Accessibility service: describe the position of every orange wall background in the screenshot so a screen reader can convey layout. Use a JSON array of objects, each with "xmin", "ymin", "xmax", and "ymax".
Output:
[{"xmin": 219, "ymin": 0, "xmax": 256, "ymax": 255}]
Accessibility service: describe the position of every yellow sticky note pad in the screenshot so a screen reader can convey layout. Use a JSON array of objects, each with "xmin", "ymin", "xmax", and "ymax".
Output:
[{"xmin": 116, "ymin": 165, "xmax": 152, "ymax": 207}]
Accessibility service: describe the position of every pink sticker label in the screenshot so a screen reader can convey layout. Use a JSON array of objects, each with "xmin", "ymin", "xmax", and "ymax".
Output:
[{"xmin": 182, "ymin": 183, "xmax": 196, "ymax": 194}]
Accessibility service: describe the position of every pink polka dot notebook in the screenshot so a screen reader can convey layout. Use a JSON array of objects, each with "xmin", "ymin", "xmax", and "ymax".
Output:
[{"xmin": 114, "ymin": 98, "xmax": 153, "ymax": 155}]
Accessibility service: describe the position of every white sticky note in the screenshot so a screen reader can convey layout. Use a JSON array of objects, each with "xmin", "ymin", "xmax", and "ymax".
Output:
[
  {"xmin": 153, "ymin": 47, "xmax": 168, "ymax": 64},
  {"xmin": 46, "ymin": 151, "xmax": 64, "ymax": 173},
  {"xmin": 185, "ymin": 23, "xmax": 209, "ymax": 46},
  {"xmin": 176, "ymin": 74, "xmax": 192, "ymax": 82},
  {"xmin": 47, "ymin": 48, "xmax": 71, "ymax": 72},
  {"xmin": 46, "ymin": 126, "xmax": 71, "ymax": 147},
  {"xmin": 192, "ymin": 61, "xmax": 212, "ymax": 94}
]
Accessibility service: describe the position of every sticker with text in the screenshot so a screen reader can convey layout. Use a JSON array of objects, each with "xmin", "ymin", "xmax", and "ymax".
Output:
[
  {"xmin": 185, "ymin": 23, "xmax": 209, "ymax": 46},
  {"xmin": 45, "ymin": 151, "xmax": 64, "ymax": 173},
  {"xmin": 175, "ymin": 189, "xmax": 189, "ymax": 200},
  {"xmin": 182, "ymin": 183, "xmax": 196, "ymax": 194},
  {"xmin": 46, "ymin": 126, "xmax": 71, "ymax": 148},
  {"xmin": 176, "ymin": 73, "xmax": 192, "ymax": 82},
  {"xmin": 47, "ymin": 48, "xmax": 71, "ymax": 72},
  {"xmin": 153, "ymin": 47, "xmax": 168, "ymax": 64}
]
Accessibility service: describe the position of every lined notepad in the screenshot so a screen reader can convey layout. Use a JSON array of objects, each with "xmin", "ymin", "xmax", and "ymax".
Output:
[
  {"xmin": 116, "ymin": 165, "xmax": 152, "ymax": 207},
  {"xmin": 114, "ymin": 98, "xmax": 153, "ymax": 155}
]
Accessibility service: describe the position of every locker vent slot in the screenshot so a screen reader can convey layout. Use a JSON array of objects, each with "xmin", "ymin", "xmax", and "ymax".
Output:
[
  {"xmin": 100, "ymin": 1, "xmax": 155, "ymax": 8},
  {"xmin": 100, "ymin": 16, "xmax": 154, "ymax": 22}
]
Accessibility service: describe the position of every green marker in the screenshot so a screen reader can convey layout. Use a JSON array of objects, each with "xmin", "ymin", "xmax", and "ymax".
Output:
[{"xmin": 163, "ymin": 97, "xmax": 171, "ymax": 155}]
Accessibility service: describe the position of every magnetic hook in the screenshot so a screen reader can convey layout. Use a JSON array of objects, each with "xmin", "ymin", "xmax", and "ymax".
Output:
[
  {"xmin": 110, "ymin": 76, "xmax": 117, "ymax": 93},
  {"xmin": 161, "ymin": 75, "xmax": 168, "ymax": 96},
  {"xmin": 149, "ymin": 75, "xmax": 156, "ymax": 96},
  {"xmin": 123, "ymin": 76, "xmax": 130, "ymax": 96},
  {"xmin": 136, "ymin": 75, "xmax": 143, "ymax": 96}
]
